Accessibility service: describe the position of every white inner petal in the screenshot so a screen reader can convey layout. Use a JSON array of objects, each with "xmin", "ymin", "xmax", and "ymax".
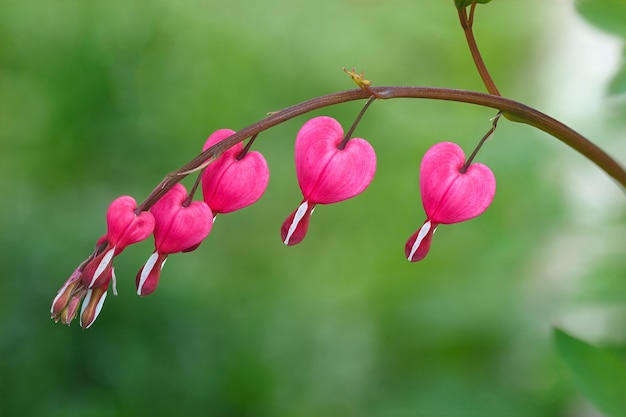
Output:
[
  {"xmin": 79, "ymin": 289, "xmax": 92, "ymax": 328},
  {"xmin": 137, "ymin": 251, "xmax": 160, "ymax": 295},
  {"xmin": 284, "ymin": 201, "xmax": 309, "ymax": 245},
  {"xmin": 408, "ymin": 220, "xmax": 431, "ymax": 261},
  {"xmin": 111, "ymin": 268, "xmax": 118, "ymax": 296},
  {"xmin": 89, "ymin": 247, "xmax": 116, "ymax": 288},
  {"xmin": 51, "ymin": 292, "xmax": 62, "ymax": 314}
]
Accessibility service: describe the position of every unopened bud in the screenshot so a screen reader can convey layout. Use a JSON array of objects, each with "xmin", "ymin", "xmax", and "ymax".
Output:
[{"xmin": 80, "ymin": 286, "xmax": 108, "ymax": 329}]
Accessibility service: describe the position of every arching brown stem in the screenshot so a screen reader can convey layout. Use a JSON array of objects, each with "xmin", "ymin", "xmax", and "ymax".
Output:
[{"xmin": 136, "ymin": 86, "xmax": 626, "ymax": 212}]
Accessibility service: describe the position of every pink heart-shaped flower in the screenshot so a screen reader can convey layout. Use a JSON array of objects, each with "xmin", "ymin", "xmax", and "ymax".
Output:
[
  {"xmin": 420, "ymin": 142, "xmax": 495, "ymax": 224},
  {"xmin": 295, "ymin": 116, "xmax": 376, "ymax": 204},
  {"xmin": 136, "ymin": 184, "xmax": 213, "ymax": 296},
  {"xmin": 405, "ymin": 142, "xmax": 496, "ymax": 262},
  {"xmin": 81, "ymin": 196, "xmax": 155, "ymax": 288},
  {"xmin": 201, "ymin": 129, "xmax": 269, "ymax": 214},
  {"xmin": 106, "ymin": 196, "xmax": 155, "ymax": 253},
  {"xmin": 150, "ymin": 183, "xmax": 213, "ymax": 254}
]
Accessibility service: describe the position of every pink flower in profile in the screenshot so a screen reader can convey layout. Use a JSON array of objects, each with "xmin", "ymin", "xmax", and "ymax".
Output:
[
  {"xmin": 51, "ymin": 195, "xmax": 155, "ymax": 328},
  {"xmin": 281, "ymin": 116, "xmax": 376, "ymax": 245},
  {"xmin": 201, "ymin": 129, "xmax": 269, "ymax": 215},
  {"xmin": 136, "ymin": 183, "xmax": 213, "ymax": 296},
  {"xmin": 405, "ymin": 142, "xmax": 495, "ymax": 262},
  {"xmin": 81, "ymin": 196, "xmax": 155, "ymax": 289}
]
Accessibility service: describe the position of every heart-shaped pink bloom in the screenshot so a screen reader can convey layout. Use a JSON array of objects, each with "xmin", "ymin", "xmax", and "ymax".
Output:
[
  {"xmin": 150, "ymin": 183, "xmax": 213, "ymax": 254},
  {"xmin": 406, "ymin": 142, "xmax": 495, "ymax": 262},
  {"xmin": 281, "ymin": 116, "xmax": 376, "ymax": 245},
  {"xmin": 81, "ymin": 196, "xmax": 155, "ymax": 288},
  {"xmin": 106, "ymin": 196, "xmax": 156, "ymax": 253},
  {"xmin": 295, "ymin": 116, "xmax": 376, "ymax": 204},
  {"xmin": 136, "ymin": 183, "xmax": 213, "ymax": 296},
  {"xmin": 420, "ymin": 142, "xmax": 495, "ymax": 224},
  {"xmin": 201, "ymin": 129, "xmax": 269, "ymax": 214}
]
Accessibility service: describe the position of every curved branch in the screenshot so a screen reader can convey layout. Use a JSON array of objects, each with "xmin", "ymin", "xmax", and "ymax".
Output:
[{"xmin": 136, "ymin": 86, "xmax": 625, "ymax": 211}]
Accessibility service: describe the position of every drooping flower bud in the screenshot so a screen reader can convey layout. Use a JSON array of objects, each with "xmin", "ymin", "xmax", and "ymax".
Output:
[
  {"xmin": 406, "ymin": 142, "xmax": 495, "ymax": 262},
  {"xmin": 80, "ymin": 283, "xmax": 109, "ymax": 329},
  {"xmin": 51, "ymin": 268, "xmax": 84, "ymax": 324},
  {"xmin": 201, "ymin": 129, "xmax": 269, "ymax": 214},
  {"xmin": 136, "ymin": 184, "xmax": 213, "ymax": 296},
  {"xmin": 281, "ymin": 116, "xmax": 376, "ymax": 245}
]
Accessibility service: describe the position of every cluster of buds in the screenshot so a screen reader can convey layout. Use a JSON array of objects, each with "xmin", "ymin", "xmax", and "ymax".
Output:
[
  {"xmin": 51, "ymin": 128, "xmax": 270, "ymax": 328},
  {"xmin": 51, "ymin": 115, "xmax": 496, "ymax": 329}
]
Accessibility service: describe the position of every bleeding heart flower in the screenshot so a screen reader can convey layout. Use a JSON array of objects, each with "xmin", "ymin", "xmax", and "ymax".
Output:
[
  {"xmin": 81, "ymin": 196, "xmax": 155, "ymax": 289},
  {"xmin": 281, "ymin": 116, "xmax": 376, "ymax": 245},
  {"xmin": 136, "ymin": 183, "xmax": 213, "ymax": 296},
  {"xmin": 201, "ymin": 129, "xmax": 269, "ymax": 214},
  {"xmin": 406, "ymin": 141, "xmax": 495, "ymax": 262}
]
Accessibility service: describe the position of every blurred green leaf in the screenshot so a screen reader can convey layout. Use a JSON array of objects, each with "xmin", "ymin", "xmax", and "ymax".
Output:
[
  {"xmin": 576, "ymin": 0, "xmax": 626, "ymax": 38},
  {"xmin": 455, "ymin": 0, "xmax": 493, "ymax": 9},
  {"xmin": 576, "ymin": 0, "xmax": 626, "ymax": 95},
  {"xmin": 554, "ymin": 328, "xmax": 626, "ymax": 417}
]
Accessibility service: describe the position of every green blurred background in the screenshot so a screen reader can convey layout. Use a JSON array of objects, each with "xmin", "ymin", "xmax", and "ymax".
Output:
[{"xmin": 1, "ymin": 1, "xmax": 624, "ymax": 416}]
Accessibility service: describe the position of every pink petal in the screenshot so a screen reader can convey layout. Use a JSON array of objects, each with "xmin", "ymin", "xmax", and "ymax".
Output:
[
  {"xmin": 136, "ymin": 251, "xmax": 168, "ymax": 296},
  {"xmin": 201, "ymin": 129, "xmax": 269, "ymax": 213},
  {"xmin": 202, "ymin": 150, "xmax": 269, "ymax": 214},
  {"xmin": 106, "ymin": 196, "xmax": 155, "ymax": 253},
  {"xmin": 295, "ymin": 116, "xmax": 376, "ymax": 204},
  {"xmin": 420, "ymin": 142, "xmax": 495, "ymax": 224},
  {"xmin": 405, "ymin": 220, "xmax": 437, "ymax": 262},
  {"xmin": 280, "ymin": 200, "xmax": 316, "ymax": 245},
  {"xmin": 150, "ymin": 184, "xmax": 213, "ymax": 254},
  {"xmin": 202, "ymin": 129, "xmax": 240, "ymax": 155},
  {"xmin": 80, "ymin": 246, "xmax": 115, "ymax": 288}
]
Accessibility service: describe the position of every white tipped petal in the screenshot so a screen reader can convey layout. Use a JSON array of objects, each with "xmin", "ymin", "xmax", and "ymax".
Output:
[
  {"xmin": 88, "ymin": 248, "xmax": 115, "ymax": 288},
  {"xmin": 284, "ymin": 201, "xmax": 309, "ymax": 245},
  {"xmin": 79, "ymin": 288, "xmax": 108, "ymax": 329},
  {"xmin": 137, "ymin": 252, "xmax": 160, "ymax": 295},
  {"xmin": 408, "ymin": 220, "xmax": 431, "ymax": 261}
]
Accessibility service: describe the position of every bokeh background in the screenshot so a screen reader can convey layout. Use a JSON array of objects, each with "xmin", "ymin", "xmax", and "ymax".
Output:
[{"xmin": 1, "ymin": 1, "xmax": 624, "ymax": 416}]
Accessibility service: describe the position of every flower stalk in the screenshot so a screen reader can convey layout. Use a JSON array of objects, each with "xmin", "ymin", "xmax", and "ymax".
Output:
[
  {"xmin": 137, "ymin": 86, "xmax": 626, "ymax": 215},
  {"xmin": 457, "ymin": 2, "xmax": 501, "ymax": 96},
  {"xmin": 338, "ymin": 96, "xmax": 377, "ymax": 150},
  {"xmin": 460, "ymin": 112, "xmax": 501, "ymax": 174}
]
